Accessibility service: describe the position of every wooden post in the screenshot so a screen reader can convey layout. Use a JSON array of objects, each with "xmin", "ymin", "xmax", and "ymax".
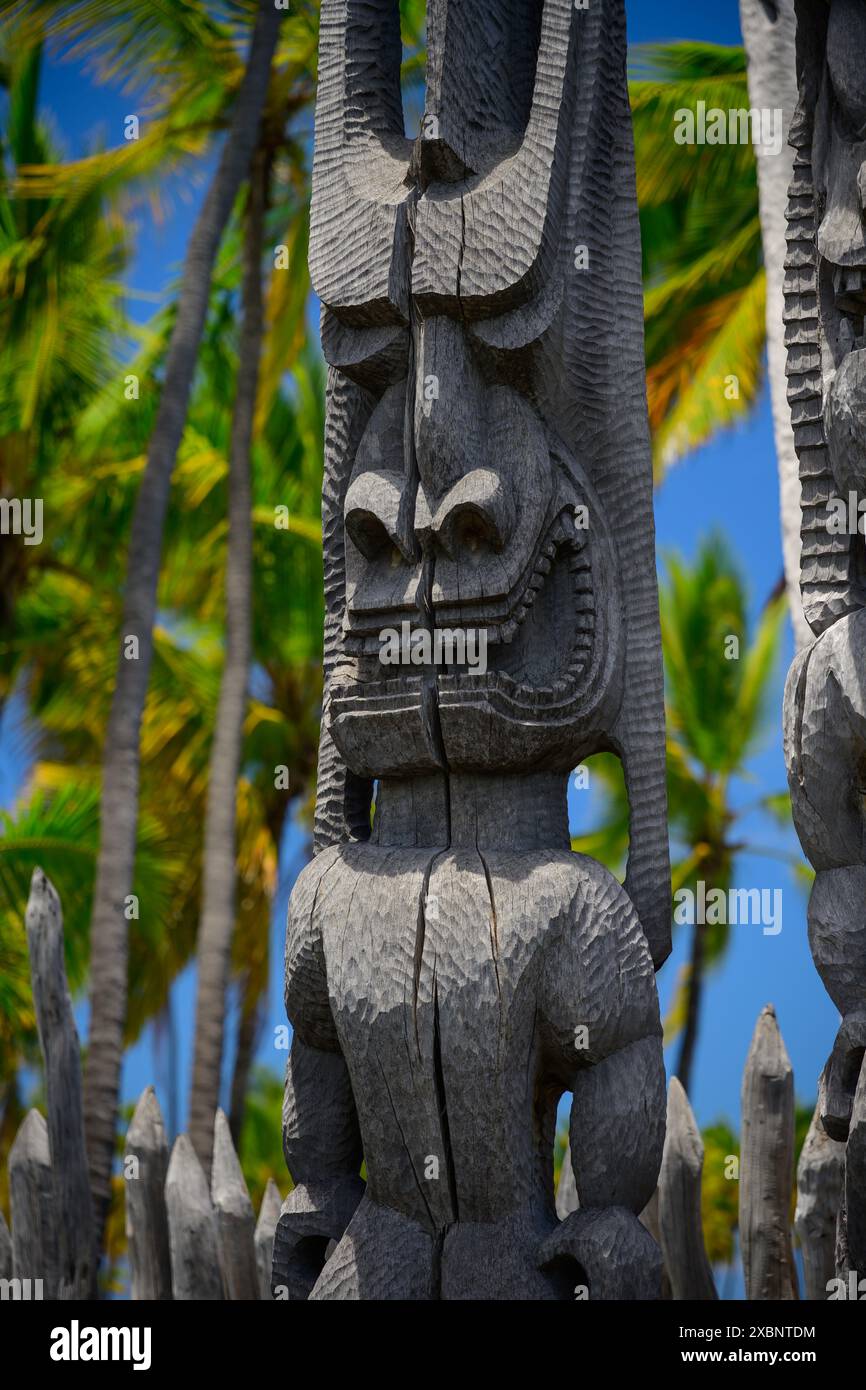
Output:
[
  {"xmin": 255, "ymin": 1178, "xmax": 282, "ymax": 1300},
  {"xmin": 0, "ymin": 1207, "xmax": 12, "ymax": 1281},
  {"xmin": 555, "ymin": 1141, "xmax": 578, "ymax": 1220},
  {"xmin": 282, "ymin": 0, "xmax": 671, "ymax": 1301},
  {"xmin": 658, "ymin": 1078, "xmax": 717, "ymax": 1300},
  {"xmin": 845, "ymin": 1057, "xmax": 866, "ymax": 1277},
  {"xmin": 124, "ymin": 1086, "xmax": 172, "ymax": 1300},
  {"xmin": 211, "ymin": 1108, "xmax": 258, "ymax": 1300},
  {"xmin": 8, "ymin": 1109, "xmax": 58, "ymax": 1297},
  {"xmin": 739, "ymin": 1005, "xmax": 798, "ymax": 1299},
  {"xmin": 165, "ymin": 1134, "xmax": 223, "ymax": 1300},
  {"xmin": 25, "ymin": 869, "xmax": 95, "ymax": 1299},
  {"xmin": 795, "ymin": 1093, "xmax": 844, "ymax": 1299},
  {"xmin": 781, "ymin": 0, "xmax": 866, "ymax": 1286}
]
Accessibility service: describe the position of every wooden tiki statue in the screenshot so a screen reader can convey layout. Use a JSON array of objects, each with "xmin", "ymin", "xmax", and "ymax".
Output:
[
  {"xmin": 783, "ymin": 0, "xmax": 866, "ymax": 1275},
  {"xmin": 274, "ymin": 0, "xmax": 671, "ymax": 1300}
]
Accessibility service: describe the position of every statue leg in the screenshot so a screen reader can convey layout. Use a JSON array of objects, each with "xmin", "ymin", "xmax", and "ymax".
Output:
[{"xmin": 539, "ymin": 1036, "xmax": 666, "ymax": 1299}]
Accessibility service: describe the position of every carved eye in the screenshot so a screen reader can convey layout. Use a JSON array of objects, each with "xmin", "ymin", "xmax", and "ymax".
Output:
[{"xmin": 827, "ymin": 0, "xmax": 866, "ymax": 135}]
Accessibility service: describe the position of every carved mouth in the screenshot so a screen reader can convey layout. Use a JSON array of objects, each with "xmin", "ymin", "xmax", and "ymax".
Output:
[
  {"xmin": 344, "ymin": 508, "xmax": 597, "ymax": 706},
  {"xmin": 822, "ymin": 261, "xmax": 866, "ymax": 373},
  {"xmin": 482, "ymin": 516, "xmax": 594, "ymax": 698}
]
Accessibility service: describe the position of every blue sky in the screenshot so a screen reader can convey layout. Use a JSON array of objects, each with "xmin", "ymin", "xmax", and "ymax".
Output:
[{"xmin": 3, "ymin": 0, "xmax": 836, "ymax": 1162}]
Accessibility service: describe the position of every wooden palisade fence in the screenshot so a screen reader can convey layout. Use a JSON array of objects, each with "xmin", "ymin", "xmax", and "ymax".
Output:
[{"xmin": 0, "ymin": 868, "xmax": 858, "ymax": 1301}]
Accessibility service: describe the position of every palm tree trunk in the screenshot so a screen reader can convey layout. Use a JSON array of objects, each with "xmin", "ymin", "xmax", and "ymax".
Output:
[
  {"xmin": 83, "ymin": 0, "xmax": 282, "ymax": 1238},
  {"xmin": 188, "ymin": 147, "xmax": 268, "ymax": 1175},
  {"xmin": 739, "ymin": 0, "xmax": 810, "ymax": 649},
  {"xmin": 228, "ymin": 976, "xmax": 261, "ymax": 1148},
  {"xmin": 675, "ymin": 918, "xmax": 707, "ymax": 1098}
]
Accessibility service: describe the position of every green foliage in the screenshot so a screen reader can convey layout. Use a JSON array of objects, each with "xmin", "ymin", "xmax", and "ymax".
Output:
[
  {"xmin": 631, "ymin": 43, "xmax": 764, "ymax": 476},
  {"xmin": 573, "ymin": 534, "xmax": 789, "ymax": 1053},
  {"xmin": 239, "ymin": 1065, "xmax": 291, "ymax": 1214},
  {"xmin": 700, "ymin": 1120, "xmax": 739, "ymax": 1266}
]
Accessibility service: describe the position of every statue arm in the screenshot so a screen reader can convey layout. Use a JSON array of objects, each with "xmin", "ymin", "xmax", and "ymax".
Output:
[
  {"xmin": 538, "ymin": 866, "xmax": 666, "ymax": 1298},
  {"xmin": 272, "ymin": 860, "xmax": 364, "ymax": 1299}
]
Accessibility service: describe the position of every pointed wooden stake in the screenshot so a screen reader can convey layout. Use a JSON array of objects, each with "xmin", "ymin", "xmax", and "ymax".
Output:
[
  {"xmin": 165, "ymin": 1134, "xmax": 223, "ymax": 1300},
  {"xmin": 0, "ymin": 1207, "xmax": 12, "ymax": 1281},
  {"xmin": 25, "ymin": 868, "xmax": 95, "ymax": 1298},
  {"xmin": 555, "ymin": 1142, "xmax": 579, "ymax": 1220},
  {"xmin": 739, "ymin": 1005, "xmax": 798, "ymax": 1299},
  {"xmin": 9, "ymin": 1109, "xmax": 58, "ymax": 1296},
  {"xmin": 255, "ymin": 1178, "xmax": 283, "ymax": 1300},
  {"xmin": 658, "ymin": 1078, "xmax": 717, "ymax": 1299},
  {"xmin": 211, "ymin": 1109, "xmax": 258, "ymax": 1300},
  {"xmin": 844, "ymin": 1056, "xmax": 866, "ymax": 1276},
  {"xmin": 125, "ymin": 1086, "xmax": 172, "ymax": 1300},
  {"xmin": 795, "ymin": 1093, "xmax": 844, "ymax": 1299}
]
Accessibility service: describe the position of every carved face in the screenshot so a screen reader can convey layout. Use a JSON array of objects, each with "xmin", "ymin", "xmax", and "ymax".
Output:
[
  {"xmin": 311, "ymin": 0, "xmax": 623, "ymax": 776},
  {"xmin": 817, "ymin": 0, "xmax": 866, "ymax": 495}
]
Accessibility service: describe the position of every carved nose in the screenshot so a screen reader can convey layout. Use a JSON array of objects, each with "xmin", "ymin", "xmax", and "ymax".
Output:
[
  {"xmin": 414, "ymin": 469, "xmax": 514, "ymax": 560},
  {"xmin": 344, "ymin": 382, "xmax": 416, "ymax": 563},
  {"xmin": 345, "ymin": 470, "xmax": 415, "ymax": 562},
  {"xmin": 414, "ymin": 317, "xmax": 486, "ymax": 503}
]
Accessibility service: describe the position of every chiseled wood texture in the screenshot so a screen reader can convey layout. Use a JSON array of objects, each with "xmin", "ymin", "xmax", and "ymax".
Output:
[
  {"xmin": 211, "ymin": 1108, "xmax": 259, "ymax": 1300},
  {"xmin": 254, "ymin": 1178, "xmax": 282, "ymax": 1300},
  {"xmin": 165, "ymin": 1134, "xmax": 223, "ymax": 1300},
  {"xmin": 795, "ymin": 1091, "xmax": 844, "ymax": 1299},
  {"xmin": 284, "ymin": 0, "xmax": 670, "ymax": 1299},
  {"xmin": 845, "ymin": 1057, "xmax": 866, "ymax": 1277},
  {"xmin": 25, "ymin": 868, "xmax": 95, "ymax": 1299},
  {"xmin": 555, "ymin": 1142, "xmax": 578, "ymax": 1220},
  {"xmin": 0, "ymin": 1208, "xmax": 11, "ymax": 1282},
  {"xmin": 657, "ymin": 1078, "xmax": 717, "ymax": 1301},
  {"xmin": 124, "ymin": 1086, "xmax": 172, "ymax": 1301},
  {"xmin": 783, "ymin": 0, "xmax": 866, "ymax": 1262},
  {"xmin": 8, "ymin": 1109, "xmax": 58, "ymax": 1297},
  {"xmin": 739, "ymin": 1006, "xmax": 798, "ymax": 1300}
]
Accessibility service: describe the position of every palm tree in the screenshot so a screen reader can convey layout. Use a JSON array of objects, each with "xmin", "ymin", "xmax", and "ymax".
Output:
[
  {"xmin": 188, "ymin": 146, "xmax": 267, "ymax": 1175},
  {"xmin": 573, "ymin": 534, "xmax": 789, "ymax": 1095},
  {"xmin": 81, "ymin": 0, "xmax": 283, "ymax": 1236},
  {"xmin": 632, "ymin": 36, "xmax": 806, "ymax": 642},
  {"xmin": 0, "ymin": 24, "xmax": 130, "ymax": 672}
]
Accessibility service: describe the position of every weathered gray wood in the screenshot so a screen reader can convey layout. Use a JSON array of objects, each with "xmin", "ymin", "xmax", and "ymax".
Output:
[
  {"xmin": 845, "ymin": 1056, "xmax": 866, "ymax": 1277},
  {"xmin": 782, "ymin": 0, "xmax": 866, "ymax": 1274},
  {"xmin": 255, "ymin": 1178, "xmax": 282, "ymax": 1300},
  {"xmin": 165, "ymin": 1134, "xmax": 223, "ymax": 1300},
  {"xmin": 658, "ymin": 1078, "xmax": 717, "ymax": 1300},
  {"xmin": 0, "ymin": 1207, "xmax": 12, "ymax": 1281},
  {"xmin": 124, "ymin": 1086, "xmax": 172, "ymax": 1300},
  {"xmin": 740, "ymin": 0, "xmax": 807, "ymax": 646},
  {"xmin": 794, "ymin": 1092, "xmax": 844, "ymax": 1299},
  {"xmin": 739, "ymin": 1006, "xmax": 798, "ymax": 1300},
  {"xmin": 285, "ymin": 0, "xmax": 671, "ymax": 1302},
  {"xmin": 9, "ymin": 1109, "xmax": 58, "ymax": 1297},
  {"xmin": 211, "ymin": 1108, "xmax": 258, "ymax": 1300},
  {"xmin": 638, "ymin": 1187, "xmax": 672, "ymax": 1300},
  {"xmin": 25, "ymin": 868, "xmax": 95, "ymax": 1299},
  {"xmin": 555, "ymin": 1141, "xmax": 578, "ymax": 1220}
]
